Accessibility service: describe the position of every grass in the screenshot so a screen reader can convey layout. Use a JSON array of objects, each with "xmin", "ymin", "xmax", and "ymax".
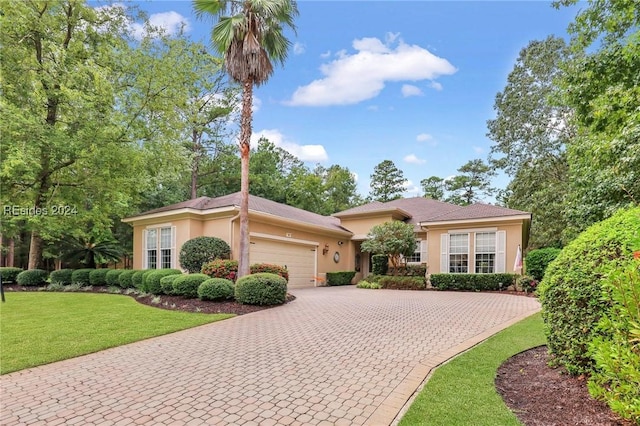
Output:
[
  {"xmin": 399, "ymin": 312, "xmax": 546, "ymax": 426},
  {"xmin": 0, "ymin": 292, "xmax": 234, "ymax": 374}
]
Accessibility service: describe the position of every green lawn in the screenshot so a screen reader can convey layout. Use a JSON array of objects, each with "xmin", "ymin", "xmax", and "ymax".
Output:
[
  {"xmin": 399, "ymin": 313, "xmax": 546, "ymax": 426},
  {"xmin": 0, "ymin": 292, "xmax": 234, "ymax": 374}
]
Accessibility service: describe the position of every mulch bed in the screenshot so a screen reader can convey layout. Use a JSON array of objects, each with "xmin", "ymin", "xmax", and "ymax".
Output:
[{"xmin": 496, "ymin": 345, "xmax": 635, "ymax": 426}]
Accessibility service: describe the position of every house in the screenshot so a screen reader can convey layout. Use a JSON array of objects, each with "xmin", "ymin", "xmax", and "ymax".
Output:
[{"xmin": 122, "ymin": 192, "xmax": 531, "ymax": 288}]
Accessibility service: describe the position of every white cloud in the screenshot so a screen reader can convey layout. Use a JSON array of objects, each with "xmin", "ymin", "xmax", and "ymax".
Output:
[
  {"xmin": 320, "ymin": 50, "xmax": 332, "ymax": 59},
  {"xmin": 293, "ymin": 42, "xmax": 306, "ymax": 55},
  {"xmin": 250, "ymin": 129, "xmax": 328, "ymax": 162},
  {"xmin": 367, "ymin": 105, "xmax": 379, "ymax": 111},
  {"xmin": 473, "ymin": 146, "xmax": 484, "ymax": 154},
  {"xmin": 129, "ymin": 11, "xmax": 190, "ymax": 40},
  {"xmin": 403, "ymin": 179, "xmax": 421, "ymax": 194},
  {"xmin": 416, "ymin": 133, "xmax": 433, "ymax": 142},
  {"xmin": 286, "ymin": 34, "xmax": 457, "ymax": 106},
  {"xmin": 429, "ymin": 81, "xmax": 443, "ymax": 91},
  {"xmin": 404, "ymin": 154, "xmax": 426, "ymax": 165},
  {"xmin": 401, "ymin": 84, "xmax": 423, "ymax": 97}
]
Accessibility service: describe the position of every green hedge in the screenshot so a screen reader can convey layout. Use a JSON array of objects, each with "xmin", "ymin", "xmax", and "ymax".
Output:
[
  {"xmin": 372, "ymin": 254, "xmax": 388, "ymax": 275},
  {"xmin": 105, "ymin": 270, "xmax": 125, "ymax": 287},
  {"xmin": 538, "ymin": 206, "xmax": 640, "ymax": 375},
  {"xmin": 49, "ymin": 269, "xmax": 73, "ymax": 285},
  {"xmin": 377, "ymin": 275, "xmax": 426, "ymax": 290},
  {"xmin": 326, "ymin": 271, "xmax": 356, "ymax": 286},
  {"xmin": 250, "ymin": 263, "xmax": 289, "ymax": 281},
  {"xmin": 16, "ymin": 269, "xmax": 49, "ymax": 286},
  {"xmin": 71, "ymin": 269, "xmax": 95, "ymax": 286},
  {"xmin": 89, "ymin": 269, "xmax": 110, "ymax": 286},
  {"xmin": 172, "ymin": 273, "xmax": 210, "ymax": 298},
  {"xmin": 0, "ymin": 267, "xmax": 23, "ymax": 283},
  {"xmin": 118, "ymin": 270, "xmax": 137, "ymax": 288},
  {"xmin": 235, "ymin": 273, "xmax": 287, "ymax": 305},
  {"xmin": 430, "ymin": 273, "xmax": 517, "ymax": 291},
  {"xmin": 160, "ymin": 274, "xmax": 181, "ymax": 295},
  {"xmin": 139, "ymin": 270, "xmax": 157, "ymax": 292},
  {"xmin": 179, "ymin": 236, "xmax": 230, "ymax": 273},
  {"xmin": 388, "ymin": 265, "xmax": 427, "ymax": 277},
  {"xmin": 131, "ymin": 270, "xmax": 146, "ymax": 290},
  {"xmin": 198, "ymin": 278, "xmax": 235, "ymax": 301},
  {"xmin": 144, "ymin": 269, "xmax": 182, "ymax": 295},
  {"xmin": 525, "ymin": 247, "xmax": 562, "ymax": 281}
]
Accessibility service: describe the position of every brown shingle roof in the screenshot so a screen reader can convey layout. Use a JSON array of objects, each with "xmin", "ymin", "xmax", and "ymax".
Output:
[
  {"xmin": 384, "ymin": 197, "xmax": 461, "ymax": 224},
  {"xmin": 128, "ymin": 192, "xmax": 348, "ymax": 233},
  {"xmin": 423, "ymin": 203, "xmax": 530, "ymax": 222}
]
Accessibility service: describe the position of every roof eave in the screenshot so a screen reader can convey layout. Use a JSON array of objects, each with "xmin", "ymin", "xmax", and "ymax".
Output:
[{"xmin": 419, "ymin": 214, "xmax": 532, "ymax": 228}]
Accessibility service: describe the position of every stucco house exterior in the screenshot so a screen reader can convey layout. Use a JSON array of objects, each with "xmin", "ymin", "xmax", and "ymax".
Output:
[{"xmin": 123, "ymin": 192, "xmax": 531, "ymax": 288}]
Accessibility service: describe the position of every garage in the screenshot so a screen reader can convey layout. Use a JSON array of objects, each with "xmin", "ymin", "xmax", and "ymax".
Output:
[{"xmin": 249, "ymin": 238, "xmax": 317, "ymax": 289}]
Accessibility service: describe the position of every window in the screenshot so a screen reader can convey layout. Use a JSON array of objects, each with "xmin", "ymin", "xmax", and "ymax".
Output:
[
  {"xmin": 404, "ymin": 240, "xmax": 422, "ymax": 263},
  {"xmin": 145, "ymin": 227, "xmax": 174, "ymax": 269},
  {"xmin": 475, "ymin": 232, "xmax": 496, "ymax": 273},
  {"xmin": 449, "ymin": 233, "xmax": 468, "ymax": 273}
]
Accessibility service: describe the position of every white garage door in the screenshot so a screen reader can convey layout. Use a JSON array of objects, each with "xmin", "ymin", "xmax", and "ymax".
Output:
[{"xmin": 249, "ymin": 239, "xmax": 317, "ymax": 289}]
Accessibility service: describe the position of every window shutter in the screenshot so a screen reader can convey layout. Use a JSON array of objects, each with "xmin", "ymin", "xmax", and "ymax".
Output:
[
  {"xmin": 496, "ymin": 231, "xmax": 506, "ymax": 273},
  {"xmin": 420, "ymin": 239, "xmax": 428, "ymax": 265},
  {"xmin": 142, "ymin": 229, "xmax": 148, "ymax": 269},
  {"xmin": 171, "ymin": 226, "xmax": 177, "ymax": 269},
  {"xmin": 440, "ymin": 233, "xmax": 449, "ymax": 273}
]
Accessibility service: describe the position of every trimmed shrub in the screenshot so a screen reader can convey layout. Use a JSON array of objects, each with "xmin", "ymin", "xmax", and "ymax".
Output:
[
  {"xmin": 49, "ymin": 269, "xmax": 73, "ymax": 285},
  {"xmin": 517, "ymin": 275, "xmax": 539, "ymax": 294},
  {"xmin": 201, "ymin": 259, "xmax": 238, "ymax": 281},
  {"xmin": 71, "ymin": 268, "xmax": 95, "ymax": 285},
  {"xmin": 525, "ymin": 247, "xmax": 562, "ymax": 281},
  {"xmin": 587, "ymin": 261, "xmax": 640, "ymax": 422},
  {"xmin": 388, "ymin": 264, "xmax": 427, "ymax": 277},
  {"xmin": 356, "ymin": 280, "xmax": 382, "ymax": 289},
  {"xmin": 105, "ymin": 270, "xmax": 125, "ymax": 287},
  {"xmin": 430, "ymin": 273, "xmax": 517, "ymax": 291},
  {"xmin": 160, "ymin": 274, "xmax": 181, "ymax": 295},
  {"xmin": 371, "ymin": 254, "xmax": 388, "ymax": 275},
  {"xmin": 198, "ymin": 278, "xmax": 235, "ymax": 301},
  {"xmin": 89, "ymin": 269, "xmax": 110, "ymax": 286},
  {"xmin": 16, "ymin": 269, "xmax": 49, "ymax": 286},
  {"xmin": 139, "ymin": 270, "xmax": 157, "ymax": 292},
  {"xmin": 131, "ymin": 270, "xmax": 147, "ymax": 290},
  {"xmin": 538, "ymin": 206, "xmax": 640, "ymax": 375},
  {"xmin": 172, "ymin": 273, "xmax": 210, "ymax": 298},
  {"xmin": 377, "ymin": 275, "xmax": 426, "ymax": 290},
  {"xmin": 326, "ymin": 271, "xmax": 356, "ymax": 286},
  {"xmin": 179, "ymin": 236, "xmax": 230, "ymax": 273},
  {"xmin": 0, "ymin": 267, "xmax": 23, "ymax": 283},
  {"xmin": 250, "ymin": 263, "xmax": 289, "ymax": 281},
  {"xmin": 144, "ymin": 269, "xmax": 182, "ymax": 295},
  {"xmin": 118, "ymin": 270, "xmax": 137, "ymax": 288},
  {"xmin": 235, "ymin": 273, "xmax": 287, "ymax": 305}
]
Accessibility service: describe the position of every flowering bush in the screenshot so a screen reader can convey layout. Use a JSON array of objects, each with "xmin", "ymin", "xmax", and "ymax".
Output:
[
  {"xmin": 201, "ymin": 259, "xmax": 238, "ymax": 281},
  {"xmin": 250, "ymin": 263, "xmax": 288, "ymax": 281},
  {"xmin": 517, "ymin": 275, "xmax": 539, "ymax": 293}
]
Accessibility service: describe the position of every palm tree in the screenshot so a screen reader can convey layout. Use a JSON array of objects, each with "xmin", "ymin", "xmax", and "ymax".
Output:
[
  {"xmin": 194, "ymin": 0, "xmax": 298, "ymax": 277},
  {"xmin": 59, "ymin": 236, "xmax": 124, "ymax": 269}
]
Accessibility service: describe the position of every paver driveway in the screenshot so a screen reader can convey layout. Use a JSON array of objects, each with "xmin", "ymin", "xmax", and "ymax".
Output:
[{"xmin": 1, "ymin": 287, "xmax": 540, "ymax": 426}]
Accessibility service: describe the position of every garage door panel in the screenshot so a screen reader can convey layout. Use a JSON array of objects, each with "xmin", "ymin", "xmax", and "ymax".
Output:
[{"xmin": 249, "ymin": 239, "xmax": 317, "ymax": 289}]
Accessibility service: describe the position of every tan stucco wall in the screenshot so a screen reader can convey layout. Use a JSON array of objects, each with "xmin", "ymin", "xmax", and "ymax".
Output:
[
  {"xmin": 424, "ymin": 220, "xmax": 524, "ymax": 275},
  {"xmin": 338, "ymin": 215, "xmax": 395, "ymax": 237}
]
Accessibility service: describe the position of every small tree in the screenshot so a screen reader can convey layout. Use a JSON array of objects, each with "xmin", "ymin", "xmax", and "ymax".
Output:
[{"xmin": 361, "ymin": 221, "xmax": 417, "ymax": 271}]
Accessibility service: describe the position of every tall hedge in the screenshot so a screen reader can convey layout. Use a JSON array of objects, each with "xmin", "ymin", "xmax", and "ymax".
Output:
[
  {"xmin": 179, "ymin": 237, "xmax": 230, "ymax": 273},
  {"xmin": 525, "ymin": 247, "xmax": 562, "ymax": 281},
  {"xmin": 538, "ymin": 206, "xmax": 640, "ymax": 375},
  {"xmin": 372, "ymin": 254, "xmax": 388, "ymax": 275}
]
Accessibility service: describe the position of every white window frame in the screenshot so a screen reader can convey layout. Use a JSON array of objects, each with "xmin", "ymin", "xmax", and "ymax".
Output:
[
  {"xmin": 404, "ymin": 239, "xmax": 424, "ymax": 264},
  {"xmin": 143, "ymin": 226, "xmax": 176, "ymax": 269},
  {"xmin": 475, "ymin": 232, "xmax": 496, "ymax": 274},
  {"xmin": 448, "ymin": 233, "xmax": 469, "ymax": 273}
]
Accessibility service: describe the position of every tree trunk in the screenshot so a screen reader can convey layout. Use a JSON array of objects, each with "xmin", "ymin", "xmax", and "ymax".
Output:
[
  {"xmin": 238, "ymin": 79, "xmax": 253, "ymax": 278},
  {"xmin": 28, "ymin": 232, "xmax": 43, "ymax": 269},
  {"xmin": 190, "ymin": 129, "xmax": 199, "ymax": 199}
]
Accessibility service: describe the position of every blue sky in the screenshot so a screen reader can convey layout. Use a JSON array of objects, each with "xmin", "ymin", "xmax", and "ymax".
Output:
[{"xmin": 127, "ymin": 0, "xmax": 581, "ymax": 200}]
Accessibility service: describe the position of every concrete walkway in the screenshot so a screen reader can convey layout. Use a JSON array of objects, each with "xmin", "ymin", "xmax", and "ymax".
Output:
[{"xmin": 1, "ymin": 287, "xmax": 540, "ymax": 425}]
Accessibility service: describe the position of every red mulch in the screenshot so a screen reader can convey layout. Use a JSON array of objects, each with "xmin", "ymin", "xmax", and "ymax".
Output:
[{"xmin": 496, "ymin": 345, "xmax": 635, "ymax": 426}]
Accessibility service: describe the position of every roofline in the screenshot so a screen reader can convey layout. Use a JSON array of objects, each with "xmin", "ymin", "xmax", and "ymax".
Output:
[
  {"xmin": 332, "ymin": 206, "xmax": 412, "ymax": 219},
  {"xmin": 122, "ymin": 206, "xmax": 236, "ymax": 223},
  {"xmin": 418, "ymin": 214, "xmax": 532, "ymax": 227}
]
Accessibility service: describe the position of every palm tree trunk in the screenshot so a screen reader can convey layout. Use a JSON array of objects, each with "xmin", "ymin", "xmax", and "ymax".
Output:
[{"xmin": 238, "ymin": 79, "xmax": 253, "ymax": 278}]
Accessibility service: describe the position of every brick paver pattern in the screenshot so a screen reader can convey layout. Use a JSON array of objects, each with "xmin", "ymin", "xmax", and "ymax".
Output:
[{"xmin": 1, "ymin": 287, "xmax": 540, "ymax": 425}]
